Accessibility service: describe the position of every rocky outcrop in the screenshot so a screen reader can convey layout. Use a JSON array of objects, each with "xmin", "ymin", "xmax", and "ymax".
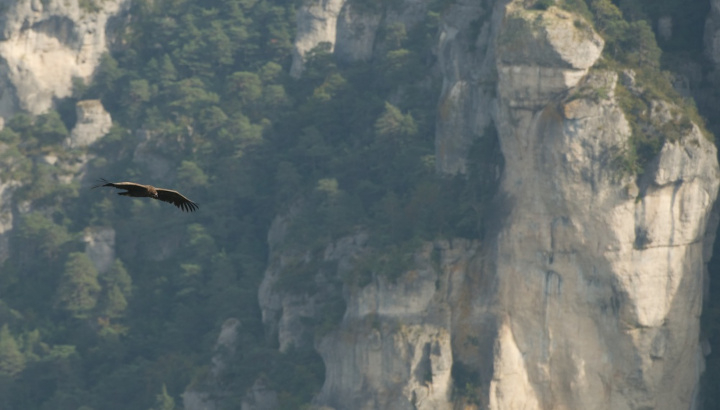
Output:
[
  {"xmin": 258, "ymin": 218, "xmax": 486, "ymax": 409},
  {"xmin": 434, "ymin": 0, "xmax": 496, "ymax": 175},
  {"xmin": 259, "ymin": 216, "xmax": 366, "ymax": 352},
  {"xmin": 290, "ymin": 0, "xmax": 492, "ymax": 174},
  {"xmin": 706, "ymin": 0, "xmax": 720, "ymax": 66},
  {"xmin": 83, "ymin": 226, "xmax": 115, "ymax": 274},
  {"xmin": 290, "ymin": 0, "xmax": 346, "ymax": 77},
  {"xmin": 260, "ymin": 1, "xmax": 720, "ymax": 410},
  {"xmin": 291, "ymin": 0, "xmax": 434, "ymax": 77},
  {"xmin": 68, "ymin": 99, "xmax": 112, "ymax": 148},
  {"xmin": 183, "ymin": 318, "xmax": 254, "ymax": 410},
  {"xmin": 0, "ymin": 0, "xmax": 130, "ymax": 118},
  {"xmin": 315, "ymin": 240, "xmax": 483, "ymax": 410},
  {"xmin": 183, "ymin": 318, "xmax": 279, "ymax": 410},
  {"xmin": 490, "ymin": 69, "xmax": 716, "ymax": 410},
  {"xmin": 487, "ymin": 4, "xmax": 718, "ymax": 410}
]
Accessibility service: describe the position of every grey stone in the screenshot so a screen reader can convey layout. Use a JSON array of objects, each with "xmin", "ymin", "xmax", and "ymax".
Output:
[{"xmin": 0, "ymin": 0, "xmax": 131, "ymax": 118}]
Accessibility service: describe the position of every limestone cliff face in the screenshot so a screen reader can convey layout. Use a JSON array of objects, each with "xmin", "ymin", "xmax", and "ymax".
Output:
[
  {"xmin": 183, "ymin": 318, "xmax": 274, "ymax": 410},
  {"xmin": 314, "ymin": 239, "xmax": 483, "ymax": 410},
  {"xmin": 291, "ymin": 0, "xmax": 494, "ymax": 175},
  {"xmin": 258, "ymin": 218, "xmax": 486, "ymax": 409},
  {"xmin": 83, "ymin": 225, "xmax": 116, "ymax": 274},
  {"xmin": 706, "ymin": 0, "xmax": 720, "ymax": 66},
  {"xmin": 434, "ymin": 0, "xmax": 496, "ymax": 175},
  {"xmin": 489, "ymin": 5, "xmax": 718, "ymax": 409},
  {"xmin": 256, "ymin": 1, "xmax": 720, "ymax": 409},
  {"xmin": 0, "ymin": 97, "xmax": 111, "ymax": 266},
  {"xmin": 290, "ymin": 0, "xmax": 432, "ymax": 77},
  {"xmin": 68, "ymin": 99, "xmax": 112, "ymax": 148},
  {"xmin": 0, "ymin": 0, "xmax": 129, "ymax": 118},
  {"xmin": 290, "ymin": 0, "xmax": 346, "ymax": 77}
]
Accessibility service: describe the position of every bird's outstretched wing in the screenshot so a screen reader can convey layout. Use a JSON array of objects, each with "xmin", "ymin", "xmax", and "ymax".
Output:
[
  {"xmin": 155, "ymin": 188, "xmax": 199, "ymax": 212},
  {"xmin": 92, "ymin": 178, "xmax": 149, "ymax": 194},
  {"xmin": 92, "ymin": 178, "xmax": 199, "ymax": 212}
]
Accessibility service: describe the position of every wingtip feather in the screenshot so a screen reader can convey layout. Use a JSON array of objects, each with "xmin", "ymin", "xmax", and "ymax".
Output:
[{"xmin": 91, "ymin": 178, "xmax": 110, "ymax": 190}]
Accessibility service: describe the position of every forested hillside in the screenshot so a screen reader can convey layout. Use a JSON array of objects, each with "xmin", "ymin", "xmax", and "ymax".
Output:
[
  {"xmin": 0, "ymin": 0, "xmax": 468, "ymax": 407},
  {"xmin": 0, "ymin": 0, "xmax": 718, "ymax": 408}
]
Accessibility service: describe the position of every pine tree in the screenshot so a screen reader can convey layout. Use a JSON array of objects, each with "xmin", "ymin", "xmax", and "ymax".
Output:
[
  {"xmin": 375, "ymin": 102, "xmax": 417, "ymax": 142},
  {"xmin": 102, "ymin": 259, "xmax": 132, "ymax": 296},
  {"xmin": 99, "ymin": 285, "xmax": 128, "ymax": 319},
  {"xmin": 148, "ymin": 384, "xmax": 175, "ymax": 410},
  {"xmin": 55, "ymin": 253, "xmax": 101, "ymax": 319},
  {"xmin": 0, "ymin": 325, "xmax": 25, "ymax": 377},
  {"xmin": 98, "ymin": 259, "xmax": 132, "ymax": 318},
  {"xmin": 159, "ymin": 54, "xmax": 178, "ymax": 87},
  {"xmin": 35, "ymin": 111, "xmax": 69, "ymax": 145}
]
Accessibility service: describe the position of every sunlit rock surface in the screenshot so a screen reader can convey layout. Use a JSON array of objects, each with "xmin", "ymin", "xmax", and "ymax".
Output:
[
  {"xmin": 68, "ymin": 99, "xmax": 112, "ymax": 148},
  {"xmin": 290, "ymin": 0, "xmax": 346, "ymax": 77},
  {"xmin": 0, "ymin": 0, "xmax": 130, "ymax": 117},
  {"xmin": 291, "ymin": 0, "xmax": 433, "ymax": 77},
  {"xmin": 260, "ymin": 1, "xmax": 720, "ymax": 409},
  {"xmin": 83, "ymin": 226, "xmax": 115, "ymax": 274}
]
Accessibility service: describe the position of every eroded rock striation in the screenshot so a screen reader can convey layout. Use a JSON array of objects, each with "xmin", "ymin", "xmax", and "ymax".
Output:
[
  {"xmin": 489, "ymin": 5, "xmax": 718, "ymax": 409},
  {"xmin": 0, "ymin": 0, "xmax": 130, "ymax": 118},
  {"xmin": 259, "ymin": 223, "xmax": 485, "ymax": 409},
  {"xmin": 290, "ymin": 0, "xmax": 346, "ymax": 77},
  {"xmin": 291, "ymin": 0, "xmax": 433, "ymax": 77},
  {"xmin": 68, "ymin": 99, "xmax": 112, "ymax": 148},
  {"xmin": 257, "ymin": 1, "xmax": 720, "ymax": 409}
]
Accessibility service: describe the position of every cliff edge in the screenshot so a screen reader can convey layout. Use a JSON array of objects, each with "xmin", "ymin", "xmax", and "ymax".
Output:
[{"xmin": 253, "ymin": 1, "xmax": 720, "ymax": 409}]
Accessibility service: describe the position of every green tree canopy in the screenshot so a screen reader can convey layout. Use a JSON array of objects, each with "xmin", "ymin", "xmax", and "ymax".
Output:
[
  {"xmin": 98, "ymin": 259, "xmax": 132, "ymax": 318},
  {"xmin": 375, "ymin": 102, "xmax": 418, "ymax": 141},
  {"xmin": 148, "ymin": 384, "xmax": 175, "ymax": 410},
  {"xmin": 0, "ymin": 325, "xmax": 25, "ymax": 377},
  {"xmin": 55, "ymin": 253, "xmax": 101, "ymax": 318}
]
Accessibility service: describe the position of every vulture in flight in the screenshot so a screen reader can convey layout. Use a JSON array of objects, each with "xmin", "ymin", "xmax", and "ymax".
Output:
[{"xmin": 92, "ymin": 178, "xmax": 199, "ymax": 212}]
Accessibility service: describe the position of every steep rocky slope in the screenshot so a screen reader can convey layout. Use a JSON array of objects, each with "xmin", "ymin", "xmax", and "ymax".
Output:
[
  {"xmin": 0, "ymin": 0, "xmax": 134, "ymax": 269},
  {"xmin": 2, "ymin": 0, "xmax": 714, "ymax": 408},
  {"xmin": 0, "ymin": 97, "xmax": 111, "ymax": 262},
  {"xmin": 0, "ymin": 0, "xmax": 129, "ymax": 118},
  {"xmin": 489, "ymin": 4, "xmax": 717, "ymax": 408},
  {"xmin": 252, "ymin": 0, "xmax": 720, "ymax": 409}
]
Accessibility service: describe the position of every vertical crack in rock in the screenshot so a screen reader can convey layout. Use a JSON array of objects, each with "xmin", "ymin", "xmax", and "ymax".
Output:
[
  {"xmin": 250, "ymin": 1, "xmax": 720, "ymax": 409},
  {"xmin": 0, "ymin": 0, "xmax": 131, "ymax": 118}
]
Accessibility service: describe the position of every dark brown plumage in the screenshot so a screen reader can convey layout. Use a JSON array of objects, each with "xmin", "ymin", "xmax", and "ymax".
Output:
[{"xmin": 92, "ymin": 178, "xmax": 199, "ymax": 212}]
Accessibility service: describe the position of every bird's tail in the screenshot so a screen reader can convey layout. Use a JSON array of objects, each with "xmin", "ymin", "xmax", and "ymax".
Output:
[{"xmin": 91, "ymin": 178, "xmax": 112, "ymax": 189}]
